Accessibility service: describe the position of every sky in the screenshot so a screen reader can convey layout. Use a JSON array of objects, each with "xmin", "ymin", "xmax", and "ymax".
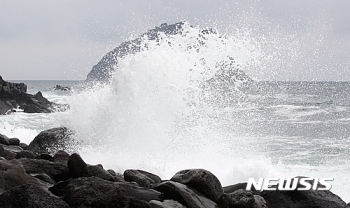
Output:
[{"xmin": 0, "ymin": 0, "xmax": 349, "ymax": 81}]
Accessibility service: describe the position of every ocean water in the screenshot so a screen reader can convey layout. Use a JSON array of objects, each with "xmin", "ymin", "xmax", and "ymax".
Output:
[{"xmin": 1, "ymin": 23, "xmax": 349, "ymax": 202}]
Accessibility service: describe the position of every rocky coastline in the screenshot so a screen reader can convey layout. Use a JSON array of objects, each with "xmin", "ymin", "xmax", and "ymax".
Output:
[
  {"xmin": 0, "ymin": 127, "xmax": 348, "ymax": 208},
  {"xmin": 0, "ymin": 76, "xmax": 69, "ymax": 115}
]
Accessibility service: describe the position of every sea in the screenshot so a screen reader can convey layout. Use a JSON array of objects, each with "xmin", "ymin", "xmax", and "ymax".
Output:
[{"xmin": 1, "ymin": 23, "xmax": 349, "ymax": 202}]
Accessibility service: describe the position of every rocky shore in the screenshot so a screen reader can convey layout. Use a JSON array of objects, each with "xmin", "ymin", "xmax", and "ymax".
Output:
[
  {"xmin": 0, "ymin": 127, "xmax": 348, "ymax": 208},
  {"xmin": 0, "ymin": 76, "xmax": 69, "ymax": 115}
]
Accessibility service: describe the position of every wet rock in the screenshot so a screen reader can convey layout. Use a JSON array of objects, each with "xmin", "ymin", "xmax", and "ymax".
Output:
[
  {"xmin": 8, "ymin": 137, "xmax": 20, "ymax": 145},
  {"xmin": 53, "ymin": 150, "xmax": 70, "ymax": 164},
  {"xmin": 86, "ymin": 22, "xmax": 186, "ymax": 82},
  {"xmin": 2, "ymin": 143, "xmax": 23, "ymax": 153},
  {"xmin": 260, "ymin": 178, "xmax": 346, "ymax": 208},
  {"xmin": 219, "ymin": 189, "xmax": 255, "ymax": 208},
  {"xmin": 0, "ymin": 145, "xmax": 5, "ymax": 157},
  {"xmin": 83, "ymin": 164, "xmax": 115, "ymax": 181},
  {"xmin": 49, "ymin": 180, "xmax": 71, "ymax": 197},
  {"xmin": 0, "ymin": 76, "xmax": 69, "ymax": 115},
  {"xmin": 62, "ymin": 177, "xmax": 129, "ymax": 208},
  {"xmin": 27, "ymin": 127, "xmax": 74, "ymax": 154},
  {"xmin": 116, "ymin": 182, "xmax": 163, "ymax": 202},
  {"xmin": 15, "ymin": 150, "xmax": 36, "ymax": 159},
  {"xmin": 171, "ymin": 169, "xmax": 224, "ymax": 203},
  {"xmin": 0, "ymin": 184, "xmax": 69, "ymax": 208},
  {"xmin": 107, "ymin": 168, "xmax": 117, "ymax": 176},
  {"xmin": 124, "ymin": 169, "xmax": 162, "ymax": 188},
  {"xmin": 36, "ymin": 153, "xmax": 54, "ymax": 161},
  {"xmin": 223, "ymin": 183, "xmax": 253, "ymax": 193},
  {"xmin": 149, "ymin": 199, "xmax": 186, "ymax": 208},
  {"xmin": 253, "ymin": 195, "xmax": 268, "ymax": 208},
  {"xmin": 53, "ymin": 85, "xmax": 71, "ymax": 91},
  {"xmin": 67, "ymin": 153, "xmax": 87, "ymax": 178},
  {"xmin": 0, "ymin": 133, "xmax": 10, "ymax": 145},
  {"xmin": 0, "ymin": 160, "xmax": 41, "ymax": 194},
  {"xmin": 19, "ymin": 142, "xmax": 29, "ymax": 149},
  {"xmin": 154, "ymin": 181, "xmax": 218, "ymax": 208},
  {"xmin": 18, "ymin": 158, "xmax": 71, "ymax": 182},
  {"xmin": 32, "ymin": 173, "xmax": 56, "ymax": 185},
  {"xmin": 130, "ymin": 198, "xmax": 152, "ymax": 208}
]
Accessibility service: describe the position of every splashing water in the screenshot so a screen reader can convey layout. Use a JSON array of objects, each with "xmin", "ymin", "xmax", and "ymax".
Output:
[
  {"xmin": 62, "ymin": 22, "xmax": 269, "ymax": 179},
  {"xmin": 59, "ymin": 22, "xmax": 350, "ymax": 202}
]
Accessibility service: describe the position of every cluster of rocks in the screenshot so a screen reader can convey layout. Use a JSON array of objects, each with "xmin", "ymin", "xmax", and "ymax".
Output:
[
  {"xmin": 0, "ymin": 76, "xmax": 69, "ymax": 115},
  {"xmin": 0, "ymin": 128, "xmax": 348, "ymax": 208},
  {"xmin": 53, "ymin": 85, "xmax": 71, "ymax": 92}
]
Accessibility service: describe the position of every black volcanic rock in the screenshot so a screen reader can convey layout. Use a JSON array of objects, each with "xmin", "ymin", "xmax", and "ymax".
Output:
[
  {"xmin": 0, "ymin": 160, "xmax": 42, "ymax": 194},
  {"xmin": 0, "ymin": 184, "xmax": 69, "ymax": 208},
  {"xmin": 62, "ymin": 177, "xmax": 130, "ymax": 208},
  {"xmin": 154, "ymin": 181, "xmax": 218, "ymax": 208},
  {"xmin": 0, "ymin": 76, "xmax": 69, "ymax": 115},
  {"xmin": 86, "ymin": 22, "xmax": 185, "ymax": 82},
  {"xmin": 260, "ymin": 178, "xmax": 346, "ymax": 208},
  {"xmin": 53, "ymin": 85, "xmax": 71, "ymax": 91},
  {"xmin": 124, "ymin": 169, "xmax": 162, "ymax": 188},
  {"xmin": 171, "ymin": 169, "xmax": 224, "ymax": 203},
  {"xmin": 27, "ymin": 127, "xmax": 74, "ymax": 154}
]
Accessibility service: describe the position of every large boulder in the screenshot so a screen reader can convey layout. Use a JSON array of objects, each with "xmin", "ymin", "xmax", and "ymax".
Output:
[
  {"xmin": 83, "ymin": 164, "xmax": 115, "ymax": 181},
  {"xmin": 18, "ymin": 158, "xmax": 71, "ymax": 182},
  {"xmin": 0, "ymin": 133, "xmax": 10, "ymax": 145},
  {"xmin": 0, "ymin": 184, "xmax": 69, "ymax": 208},
  {"xmin": 171, "ymin": 169, "xmax": 224, "ymax": 203},
  {"xmin": 27, "ymin": 127, "xmax": 74, "ymax": 154},
  {"xmin": 260, "ymin": 178, "xmax": 346, "ymax": 208},
  {"xmin": 219, "ymin": 189, "xmax": 255, "ymax": 208},
  {"xmin": 154, "ymin": 181, "xmax": 219, "ymax": 208},
  {"xmin": 67, "ymin": 153, "xmax": 87, "ymax": 178},
  {"xmin": 124, "ymin": 169, "xmax": 162, "ymax": 188},
  {"xmin": 116, "ymin": 182, "xmax": 163, "ymax": 202},
  {"xmin": 61, "ymin": 177, "xmax": 130, "ymax": 208},
  {"xmin": 0, "ymin": 160, "xmax": 41, "ymax": 194}
]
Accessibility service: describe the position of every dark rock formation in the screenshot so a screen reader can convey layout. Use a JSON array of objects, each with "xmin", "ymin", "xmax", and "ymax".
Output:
[
  {"xmin": 27, "ymin": 127, "xmax": 74, "ymax": 154},
  {"xmin": 62, "ymin": 177, "xmax": 130, "ymax": 208},
  {"xmin": 260, "ymin": 178, "xmax": 346, "ymax": 208},
  {"xmin": 53, "ymin": 85, "xmax": 71, "ymax": 91},
  {"xmin": 220, "ymin": 189, "xmax": 255, "ymax": 208},
  {"xmin": 0, "ymin": 130, "xmax": 347, "ymax": 208},
  {"xmin": 171, "ymin": 169, "xmax": 224, "ymax": 203},
  {"xmin": 116, "ymin": 182, "xmax": 163, "ymax": 202},
  {"xmin": 0, "ymin": 133, "xmax": 10, "ymax": 145},
  {"xmin": 0, "ymin": 76, "xmax": 69, "ymax": 115},
  {"xmin": 154, "ymin": 181, "xmax": 219, "ymax": 208},
  {"xmin": 83, "ymin": 164, "xmax": 116, "ymax": 181},
  {"xmin": 0, "ymin": 184, "xmax": 69, "ymax": 208},
  {"xmin": 67, "ymin": 152, "xmax": 87, "ymax": 178},
  {"xmin": 124, "ymin": 169, "xmax": 162, "ymax": 188},
  {"xmin": 19, "ymin": 158, "xmax": 71, "ymax": 182},
  {"xmin": 86, "ymin": 22, "xmax": 185, "ymax": 82},
  {"xmin": 0, "ymin": 160, "xmax": 41, "ymax": 194},
  {"xmin": 15, "ymin": 150, "xmax": 36, "ymax": 159},
  {"xmin": 53, "ymin": 150, "xmax": 70, "ymax": 164}
]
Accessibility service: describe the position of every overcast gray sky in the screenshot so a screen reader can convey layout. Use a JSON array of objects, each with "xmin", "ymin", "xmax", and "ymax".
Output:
[{"xmin": 0, "ymin": 0, "xmax": 349, "ymax": 81}]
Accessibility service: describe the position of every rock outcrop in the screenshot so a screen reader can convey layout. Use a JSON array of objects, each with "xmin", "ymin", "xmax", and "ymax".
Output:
[
  {"xmin": 0, "ymin": 129, "xmax": 347, "ymax": 208},
  {"xmin": 86, "ymin": 22, "xmax": 186, "ymax": 82},
  {"xmin": 0, "ymin": 76, "xmax": 69, "ymax": 115}
]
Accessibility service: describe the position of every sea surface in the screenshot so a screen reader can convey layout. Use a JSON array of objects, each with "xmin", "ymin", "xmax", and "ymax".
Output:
[{"xmin": 1, "ymin": 80, "xmax": 349, "ymax": 202}]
